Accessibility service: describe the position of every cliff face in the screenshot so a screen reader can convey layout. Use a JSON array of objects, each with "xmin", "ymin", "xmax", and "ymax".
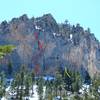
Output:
[{"xmin": 0, "ymin": 14, "xmax": 100, "ymax": 77}]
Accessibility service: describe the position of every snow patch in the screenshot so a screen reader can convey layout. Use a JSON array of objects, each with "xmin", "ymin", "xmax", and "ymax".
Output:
[
  {"xmin": 53, "ymin": 32, "xmax": 56, "ymax": 37},
  {"xmin": 70, "ymin": 34, "xmax": 73, "ymax": 40},
  {"xmin": 35, "ymin": 25, "xmax": 41, "ymax": 30},
  {"xmin": 1, "ymin": 97, "xmax": 7, "ymax": 100}
]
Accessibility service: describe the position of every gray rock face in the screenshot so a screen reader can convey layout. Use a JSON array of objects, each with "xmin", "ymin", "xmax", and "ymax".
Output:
[
  {"xmin": 35, "ymin": 14, "xmax": 59, "ymax": 33},
  {"xmin": 0, "ymin": 14, "xmax": 100, "ymax": 77}
]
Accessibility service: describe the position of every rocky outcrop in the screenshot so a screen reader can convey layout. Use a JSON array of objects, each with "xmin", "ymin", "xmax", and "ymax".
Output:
[{"xmin": 0, "ymin": 14, "xmax": 100, "ymax": 78}]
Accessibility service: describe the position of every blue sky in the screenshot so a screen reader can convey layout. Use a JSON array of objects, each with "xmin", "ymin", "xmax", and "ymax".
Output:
[{"xmin": 0, "ymin": 0, "xmax": 100, "ymax": 40}]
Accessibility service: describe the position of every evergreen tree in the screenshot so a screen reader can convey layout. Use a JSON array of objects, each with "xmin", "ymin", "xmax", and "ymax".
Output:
[
  {"xmin": 72, "ymin": 72, "xmax": 81, "ymax": 93},
  {"xmin": 25, "ymin": 73, "xmax": 31, "ymax": 98},
  {"xmin": 7, "ymin": 61, "xmax": 13, "ymax": 77},
  {"xmin": 64, "ymin": 68, "xmax": 72, "ymax": 91},
  {"xmin": 91, "ymin": 75, "xmax": 100, "ymax": 100},
  {"xmin": 11, "ymin": 65, "xmax": 30, "ymax": 100},
  {"xmin": 0, "ymin": 72, "xmax": 6, "ymax": 98},
  {"xmin": 19, "ymin": 69, "xmax": 24, "ymax": 100},
  {"xmin": 15, "ymin": 73, "xmax": 21, "ymax": 100},
  {"xmin": 45, "ymin": 79, "xmax": 51, "ymax": 99},
  {"xmin": 31, "ymin": 69, "xmax": 35, "ymax": 95},
  {"xmin": 37, "ymin": 76, "xmax": 44, "ymax": 100},
  {"xmin": 45, "ymin": 79, "xmax": 55, "ymax": 99}
]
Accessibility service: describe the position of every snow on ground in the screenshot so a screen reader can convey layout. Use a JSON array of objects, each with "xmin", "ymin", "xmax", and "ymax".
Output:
[
  {"xmin": 79, "ymin": 84, "xmax": 90, "ymax": 94},
  {"xmin": 1, "ymin": 97, "xmax": 7, "ymax": 100},
  {"xmin": 30, "ymin": 85, "xmax": 46, "ymax": 100},
  {"xmin": 98, "ymin": 86, "xmax": 100, "ymax": 93},
  {"xmin": 2, "ymin": 84, "xmax": 46, "ymax": 100},
  {"xmin": 32, "ymin": 85, "xmax": 39, "ymax": 100},
  {"xmin": 5, "ymin": 86, "xmax": 10, "ymax": 92},
  {"xmin": 2, "ymin": 77, "xmax": 53, "ymax": 100},
  {"xmin": 3, "ymin": 78, "xmax": 97, "ymax": 100}
]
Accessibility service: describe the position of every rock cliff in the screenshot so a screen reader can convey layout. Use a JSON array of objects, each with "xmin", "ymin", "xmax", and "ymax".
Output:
[{"xmin": 0, "ymin": 14, "xmax": 100, "ymax": 78}]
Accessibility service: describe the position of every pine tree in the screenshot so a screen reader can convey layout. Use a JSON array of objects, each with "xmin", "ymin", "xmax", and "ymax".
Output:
[
  {"xmin": 15, "ymin": 73, "xmax": 21, "ymax": 100},
  {"xmin": 72, "ymin": 71, "xmax": 81, "ymax": 93},
  {"xmin": 31, "ymin": 69, "xmax": 35, "ymax": 95},
  {"xmin": 50, "ymin": 67, "xmax": 65, "ymax": 99},
  {"xmin": 91, "ymin": 75, "xmax": 100, "ymax": 100},
  {"xmin": 11, "ymin": 65, "xmax": 29, "ymax": 100},
  {"xmin": 0, "ymin": 72, "xmax": 6, "ymax": 98},
  {"xmin": 7, "ymin": 61, "xmax": 13, "ymax": 77},
  {"xmin": 25, "ymin": 74, "xmax": 30, "ymax": 98},
  {"xmin": 37, "ymin": 76, "xmax": 44, "ymax": 100}
]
